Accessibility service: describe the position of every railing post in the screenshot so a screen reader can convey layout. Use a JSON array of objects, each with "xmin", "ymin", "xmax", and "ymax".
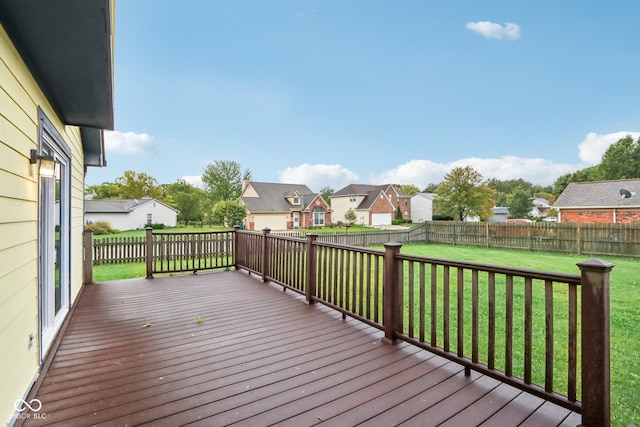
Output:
[
  {"xmin": 577, "ymin": 258, "xmax": 614, "ymax": 427},
  {"xmin": 261, "ymin": 228, "xmax": 271, "ymax": 283},
  {"xmin": 305, "ymin": 233, "xmax": 318, "ymax": 305},
  {"xmin": 83, "ymin": 229, "xmax": 94, "ymax": 284},
  {"xmin": 233, "ymin": 225, "xmax": 241, "ymax": 269},
  {"xmin": 382, "ymin": 241, "xmax": 403, "ymax": 344},
  {"xmin": 145, "ymin": 227, "xmax": 154, "ymax": 279}
]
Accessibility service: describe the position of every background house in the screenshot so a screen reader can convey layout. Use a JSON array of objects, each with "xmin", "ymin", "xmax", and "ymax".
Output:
[
  {"xmin": 554, "ymin": 179, "xmax": 640, "ymax": 223},
  {"xmin": 410, "ymin": 192, "xmax": 436, "ymax": 223},
  {"xmin": 0, "ymin": 2, "xmax": 114, "ymax": 425},
  {"xmin": 331, "ymin": 184, "xmax": 411, "ymax": 226},
  {"xmin": 85, "ymin": 198, "xmax": 179, "ymax": 230},
  {"xmin": 487, "ymin": 206, "xmax": 509, "ymax": 222},
  {"xmin": 530, "ymin": 197, "xmax": 552, "ymax": 218},
  {"xmin": 241, "ymin": 181, "xmax": 331, "ymax": 230}
]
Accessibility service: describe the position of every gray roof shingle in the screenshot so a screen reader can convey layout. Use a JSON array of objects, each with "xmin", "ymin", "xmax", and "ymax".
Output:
[
  {"xmin": 242, "ymin": 182, "xmax": 318, "ymax": 213},
  {"xmin": 554, "ymin": 179, "xmax": 640, "ymax": 208}
]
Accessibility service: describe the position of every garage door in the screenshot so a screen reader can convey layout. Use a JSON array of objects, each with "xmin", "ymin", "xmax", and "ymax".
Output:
[{"xmin": 371, "ymin": 213, "xmax": 392, "ymax": 226}]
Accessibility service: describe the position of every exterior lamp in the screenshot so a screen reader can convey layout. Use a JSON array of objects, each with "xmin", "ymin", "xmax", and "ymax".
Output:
[{"xmin": 30, "ymin": 149, "xmax": 56, "ymax": 178}]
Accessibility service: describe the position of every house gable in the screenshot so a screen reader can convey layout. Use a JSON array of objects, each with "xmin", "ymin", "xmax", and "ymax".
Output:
[
  {"xmin": 241, "ymin": 181, "xmax": 331, "ymax": 230},
  {"xmin": 331, "ymin": 183, "xmax": 411, "ymax": 225}
]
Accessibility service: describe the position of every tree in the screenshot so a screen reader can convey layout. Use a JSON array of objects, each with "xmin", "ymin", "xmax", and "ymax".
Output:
[
  {"xmin": 319, "ymin": 186, "xmax": 334, "ymax": 206},
  {"xmin": 86, "ymin": 171, "xmax": 163, "ymax": 200},
  {"xmin": 211, "ymin": 199, "xmax": 247, "ymax": 227},
  {"xmin": 485, "ymin": 178, "xmax": 552, "ymax": 208},
  {"xmin": 423, "ymin": 183, "xmax": 439, "ymax": 193},
  {"xmin": 344, "ymin": 208, "xmax": 357, "ymax": 224},
  {"xmin": 115, "ymin": 170, "xmax": 164, "ymax": 199},
  {"xmin": 395, "ymin": 205, "xmax": 403, "ymax": 220},
  {"xmin": 434, "ymin": 166, "xmax": 496, "ymax": 221},
  {"xmin": 396, "ymin": 184, "xmax": 420, "ymax": 196},
  {"xmin": 506, "ymin": 187, "xmax": 533, "ymax": 218},
  {"xmin": 165, "ymin": 179, "xmax": 207, "ymax": 222},
  {"xmin": 599, "ymin": 135, "xmax": 640, "ymax": 180},
  {"xmin": 202, "ymin": 160, "xmax": 251, "ymax": 203},
  {"xmin": 86, "ymin": 182, "xmax": 122, "ymax": 199}
]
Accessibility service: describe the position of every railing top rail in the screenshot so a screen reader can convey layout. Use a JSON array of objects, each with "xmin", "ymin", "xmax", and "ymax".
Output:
[
  {"xmin": 265, "ymin": 233, "xmax": 306, "ymax": 243},
  {"xmin": 313, "ymin": 239, "xmax": 386, "ymax": 256},
  {"xmin": 152, "ymin": 230, "xmax": 233, "ymax": 236},
  {"xmin": 397, "ymin": 252, "xmax": 582, "ymax": 284}
]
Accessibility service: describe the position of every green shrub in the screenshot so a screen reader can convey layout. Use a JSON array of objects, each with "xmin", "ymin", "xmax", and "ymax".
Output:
[
  {"xmin": 145, "ymin": 222, "xmax": 165, "ymax": 229},
  {"xmin": 85, "ymin": 221, "xmax": 120, "ymax": 235}
]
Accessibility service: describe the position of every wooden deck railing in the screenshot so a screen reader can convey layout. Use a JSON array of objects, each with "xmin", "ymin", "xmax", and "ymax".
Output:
[
  {"xmin": 232, "ymin": 228, "xmax": 613, "ymax": 427},
  {"xmin": 82, "ymin": 227, "xmax": 613, "ymax": 425},
  {"xmin": 144, "ymin": 228, "xmax": 234, "ymax": 277}
]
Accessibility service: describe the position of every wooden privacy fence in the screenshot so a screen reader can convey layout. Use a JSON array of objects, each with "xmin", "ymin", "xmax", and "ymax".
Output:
[
  {"xmin": 420, "ymin": 221, "xmax": 640, "ymax": 258},
  {"xmin": 91, "ymin": 235, "xmax": 146, "ymax": 264},
  {"xmin": 233, "ymin": 228, "xmax": 613, "ymax": 427}
]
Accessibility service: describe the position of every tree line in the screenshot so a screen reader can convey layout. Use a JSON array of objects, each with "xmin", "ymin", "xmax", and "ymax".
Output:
[{"xmin": 86, "ymin": 135, "xmax": 640, "ymax": 225}]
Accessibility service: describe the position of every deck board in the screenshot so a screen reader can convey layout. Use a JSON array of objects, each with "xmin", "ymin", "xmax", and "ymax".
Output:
[{"xmin": 16, "ymin": 270, "xmax": 580, "ymax": 426}]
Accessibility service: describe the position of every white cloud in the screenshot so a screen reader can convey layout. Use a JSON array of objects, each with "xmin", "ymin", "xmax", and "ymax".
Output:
[
  {"xmin": 577, "ymin": 131, "xmax": 640, "ymax": 165},
  {"xmin": 278, "ymin": 163, "xmax": 359, "ymax": 192},
  {"xmin": 466, "ymin": 21, "xmax": 521, "ymax": 40},
  {"xmin": 104, "ymin": 130, "xmax": 157, "ymax": 155},
  {"xmin": 181, "ymin": 175, "xmax": 205, "ymax": 189},
  {"xmin": 372, "ymin": 156, "xmax": 577, "ymax": 188}
]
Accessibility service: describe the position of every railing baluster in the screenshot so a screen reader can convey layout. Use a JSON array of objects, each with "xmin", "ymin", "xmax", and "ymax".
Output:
[
  {"xmin": 505, "ymin": 274, "xmax": 513, "ymax": 377},
  {"xmin": 443, "ymin": 265, "xmax": 450, "ymax": 353},
  {"xmin": 457, "ymin": 267, "xmax": 464, "ymax": 358},
  {"xmin": 430, "ymin": 264, "xmax": 437, "ymax": 347},
  {"xmin": 472, "ymin": 270, "xmax": 479, "ymax": 364},
  {"xmin": 488, "ymin": 272, "xmax": 495, "ymax": 370},
  {"xmin": 419, "ymin": 263, "xmax": 426, "ymax": 343},
  {"xmin": 568, "ymin": 281, "xmax": 578, "ymax": 402},
  {"xmin": 545, "ymin": 279, "xmax": 554, "ymax": 392},
  {"xmin": 408, "ymin": 261, "xmax": 415, "ymax": 338},
  {"xmin": 524, "ymin": 276, "xmax": 533, "ymax": 384}
]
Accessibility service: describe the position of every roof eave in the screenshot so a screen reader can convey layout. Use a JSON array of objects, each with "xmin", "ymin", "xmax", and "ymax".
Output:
[{"xmin": 0, "ymin": 0, "xmax": 114, "ymax": 167}]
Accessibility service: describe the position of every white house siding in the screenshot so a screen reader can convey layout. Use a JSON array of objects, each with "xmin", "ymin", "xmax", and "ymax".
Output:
[
  {"xmin": 86, "ymin": 201, "xmax": 178, "ymax": 231},
  {"xmin": 330, "ymin": 196, "xmax": 364, "ymax": 224},
  {"xmin": 0, "ymin": 25, "xmax": 87, "ymax": 424},
  {"xmin": 411, "ymin": 193, "xmax": 435, "ymax": 223}
]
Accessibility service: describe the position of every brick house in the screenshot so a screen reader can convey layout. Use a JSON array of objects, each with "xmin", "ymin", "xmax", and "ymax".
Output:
[
  {"xmin": 554, "ymin": 178, "xmax": 640, "ymax": 223},
  {"xmin": 330, "ymin": 184, "xmax": 411, "ymax": 226},
  {"xmin": 241, "ymin": 181, "xmax": 331, "ymax": 230}
]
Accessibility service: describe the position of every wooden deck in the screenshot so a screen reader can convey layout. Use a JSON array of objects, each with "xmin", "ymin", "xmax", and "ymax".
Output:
[{"xmin": 17, "ymin": 271, "xmax": 581, "ymax": 427}]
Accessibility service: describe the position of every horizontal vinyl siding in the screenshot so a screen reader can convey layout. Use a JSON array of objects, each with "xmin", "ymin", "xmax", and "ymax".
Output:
[{"xmin": 0, "ymin": 23, "xmax": 87, "ymax": 425}]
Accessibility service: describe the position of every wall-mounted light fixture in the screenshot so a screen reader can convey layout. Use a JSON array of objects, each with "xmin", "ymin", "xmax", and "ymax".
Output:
[{"xmin": 30, "ymin": 149, "xmax": 57, "ymax": 178}]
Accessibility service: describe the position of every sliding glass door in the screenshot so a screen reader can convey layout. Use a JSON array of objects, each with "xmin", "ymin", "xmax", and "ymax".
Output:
[{"xmin": 38, "ymin": 111, "xmax": 71, "ymax": 362}]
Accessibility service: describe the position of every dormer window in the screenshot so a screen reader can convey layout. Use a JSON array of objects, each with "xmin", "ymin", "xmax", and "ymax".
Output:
[{"xmin": 293, "ymin": 196, "xmax": 300, "ymax": 205}]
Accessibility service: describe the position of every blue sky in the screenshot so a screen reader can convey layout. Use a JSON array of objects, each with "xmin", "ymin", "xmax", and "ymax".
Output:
[{"xmin": 88, "ymin": 1, "xmax": 640, "ymax": 192}]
